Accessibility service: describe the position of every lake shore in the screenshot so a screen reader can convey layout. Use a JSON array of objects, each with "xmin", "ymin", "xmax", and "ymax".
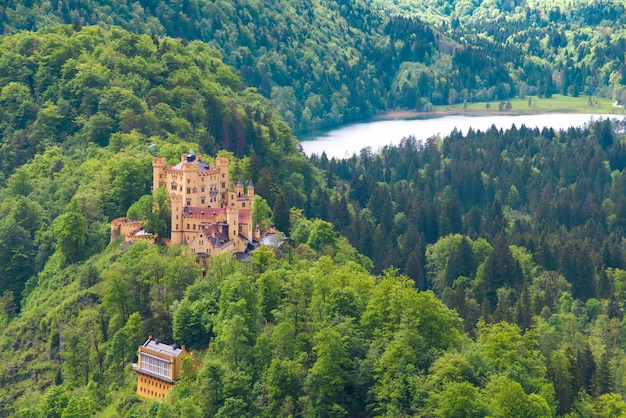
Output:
[
  {"xmin": 302, "ymin": 112, "xmax": 626, "ymax": 159},
  {"xmin": 373, "ymin": 109, "xmax": 515, "ymax": 120},
  {"xmin": 374, "ymin": 95, "xmax": 626, "ymax": 120},
  {"xmin": 375, "ymin": 107, "xmax": 625, "ymax": 121}
]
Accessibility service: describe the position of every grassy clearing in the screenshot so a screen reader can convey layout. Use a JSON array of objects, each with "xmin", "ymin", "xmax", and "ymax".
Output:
[{"xmin": 446, "ymin": 94, "xmax": 626, "ymax": 114}]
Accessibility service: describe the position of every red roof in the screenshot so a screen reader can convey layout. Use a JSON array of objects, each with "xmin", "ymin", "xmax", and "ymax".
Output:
[
  {"xmin": 238, "ymin": 209, "xmax": 251, "ymax": 224},
  {"xmin": 182, "ymin": 207, "xmax": 225, "ymax": 221},
  {"xmin": 180, "ymin": 207, "xmax": 251, "ymax": 224}
]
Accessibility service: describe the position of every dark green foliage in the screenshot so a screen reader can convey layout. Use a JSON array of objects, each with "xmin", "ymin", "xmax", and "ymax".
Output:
[
  {"xmin": 481, "ymin": 236, "xmax": 524, "ymax": 316},
  {"xmin": 272, "ymin": 193, "xmax": 290, "ymax": 235}
]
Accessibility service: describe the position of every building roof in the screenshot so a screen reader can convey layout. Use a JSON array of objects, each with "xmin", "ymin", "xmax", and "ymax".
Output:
[
  {"xmin": 172, "ymin": 159, "xmax": 211, "ymax": 172},
  {"xmin": 182, "ymin": 207, "xmax": 225, "ymax": 221},
  {"xmin": 180, "ymin": 207, "xmax": 251, "ymax": 224},
  {"xmin": 142, "ymin": 338, "xmax": 184, "ymax": 358},
  {"xmin": 202, "ymin": 224, "xmax": 230, "ymax": 248}
]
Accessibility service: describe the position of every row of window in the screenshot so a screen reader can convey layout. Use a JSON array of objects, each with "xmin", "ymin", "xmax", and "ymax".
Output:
[
  {"xmin": 172, "ymin": 183, "xmax": 226, "ymax": 191},
  {"xmin": 138, "ymin": 385, "xmax": 166, "ymax": 398},
  {"xmin": 140, "ymin": 354, "xmax": 171, "ymax": 379},
  {"xmin": 139, "ymin": 376, "xmax": 169, "ymax": 390},
  {"xmin": 183, "ymin": 195, "xmax": 226, "ymax": 206},
  {"xmin": 164, "ymin": 172, "xmax": 225, "ymax": 183}
]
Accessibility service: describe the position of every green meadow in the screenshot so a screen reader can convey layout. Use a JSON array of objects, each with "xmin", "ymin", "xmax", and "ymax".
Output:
[{"xmin": 447, "ymin": 94, "xmax": 625, "ymax": 114}]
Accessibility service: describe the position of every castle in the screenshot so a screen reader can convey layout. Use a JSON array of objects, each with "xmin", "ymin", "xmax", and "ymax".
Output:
[{"xmin": 112, "ymin": 151, "xmax": 259, "ymax": 259}]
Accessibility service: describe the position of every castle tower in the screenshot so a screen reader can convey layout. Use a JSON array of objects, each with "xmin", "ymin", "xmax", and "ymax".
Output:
[
  {"xmin": 226, "ymin": 207, "xmax": 239, "ymax": 242},
  {"xmin": 170, "ymin": 194, "xmax": 184, "ymax": 244},
  {"xmin": 247, "ymin": 179, "xmax": 254, "ymax": 199},
  {"xmin": 235, "ymin": 179, "xmax": 244, "ymax": 197},
  {"xmin": 152, "ymin": 158, "xmax": 167, "ymax": 191},
  {"xmin": 216, "ymin": 157, "xmax": 230, "ymax": 205}
]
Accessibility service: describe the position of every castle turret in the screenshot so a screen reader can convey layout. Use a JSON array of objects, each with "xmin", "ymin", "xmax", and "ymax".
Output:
[
  {"xmin": 226, "ymin": 207, "xmax": 239, "ymax": 241},
  {"xmin": 152, "ymin": 158, "xmax": 167, "ymax": 191},
  {"xmin": 236, "ymin": 179, "xmax": 244, "ymax": 197},
  {"xmin": 247, "ymin": 179, "xmax": 254, "ymax": 199}
]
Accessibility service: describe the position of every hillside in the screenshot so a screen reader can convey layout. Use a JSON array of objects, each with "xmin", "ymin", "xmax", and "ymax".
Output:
[
  {"xmin": 3, "ymin": 0, "xmax": 626, "ymax": 134},
  {"xmin": 4, "ymin": 1, "xmax": 626, "ymax": 417}
]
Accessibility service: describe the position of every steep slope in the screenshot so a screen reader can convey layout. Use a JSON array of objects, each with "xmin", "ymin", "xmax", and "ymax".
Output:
[{"xmin": 0, "ymin": 25, "xmax": 321, "ymax": 321}]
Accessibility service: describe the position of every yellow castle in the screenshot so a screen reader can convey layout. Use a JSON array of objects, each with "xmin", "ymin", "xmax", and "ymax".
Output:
[{"xmin": 152, "ymin": 150, "xmax": 258, "ymax": 258}]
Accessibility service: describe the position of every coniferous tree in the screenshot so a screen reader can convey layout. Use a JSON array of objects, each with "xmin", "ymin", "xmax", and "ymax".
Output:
[
  {"xmin": 481, "ymin": 236, "xmax": 524, "ymax": 316},
  {"xmin": 444, "ymin": 236, "xmax": 476, "ymax": 288},
  {"xmin": 273, "ymin": 193, "xmax": 291, "ymax": 235},
  {"xmin": 405, "ymin": 247, "xmax": 426, "ymax": 290},
  {"xmin": 594, "ymin": 351, "xmax": 613, "ymax": 396}
]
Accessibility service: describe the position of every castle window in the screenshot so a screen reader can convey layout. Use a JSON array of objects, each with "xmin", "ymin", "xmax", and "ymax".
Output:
[
  {"xmin": 186, "ymin": 198, "xmax": 191, "ymax": 205},
  {"xmin": 193, "ymin": 187, "xmax": 197, "ymax": 193},
  {"xmin": 221, "ymin": 182, "xmax": 225, "ymax": 188},
  {"xmin": 193, "ymin": 224, "xmax": 196, "ymax": 230},
  {"xmin": 201, "ymin": 196, "xmax": 205, "ymax": 204},
  {"xmin": 187, "ymin": 224, "xmax": 190, "ymax": 229},
  {"xmin": 140, "ymin": 354, "xmax": 170, "ymax": 380},
  {"xmin": 171, "ymin": 182, "xmax": 177, "ymax": 190},
  {"xmin": 201, "ymin": 186, "xmax": 205, "ymax": 192},
  {"xmin": 242, "ymin": 202, "xmax": 245, "ymax": 208},
  {"xmin": 187, "ymin": 179, "xmax": 190, "ymax": 184},
  {"xmin": 187, "ymin": 188, "xmax": 191, "ymax": 194}
]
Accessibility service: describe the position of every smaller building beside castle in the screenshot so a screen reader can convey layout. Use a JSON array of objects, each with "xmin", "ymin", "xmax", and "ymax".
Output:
[{"xmin": 132, "ymin": 337, "xmax": 200, "ymax": 400}]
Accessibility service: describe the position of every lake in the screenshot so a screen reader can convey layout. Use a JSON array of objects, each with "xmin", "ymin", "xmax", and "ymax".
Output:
[{"xmin": 300, "ymin": 113, "xmax": 625, "ymax": 159}]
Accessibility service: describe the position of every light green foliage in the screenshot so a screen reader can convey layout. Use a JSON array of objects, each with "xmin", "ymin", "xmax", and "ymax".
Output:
[
  {"xmin": 126, "ymin": 195, "xmax": 153, "ymax": 221},
  {"xmin": 478, "ymin": 322, "xmax": 548, "ymax": 394},
  {"xmin": 307, "ymin": 219, "xmax": 337, "ymax": 250},
  {"xmin": 485, "ymin": 376, "xmax": 552, "ymax": 417},
  {"xmin": 59, "ymin": 397, "xmax": 91, "ymax": 418},
  {"xmin": 436, "ymin": 381, "xmax": 488, "ymax": 418},
  {"xmin": 426, "ymin": 234, "xmax": 492, "ymax": 294},
  {"xmin": 265, "ymin": 358, "xmax": 302, "ymax": 417},
  {"xmin": 106, "ymin": 312, "xmax": 143, "ymax": 377},
  {"xmin": 51, "ymin": 204, "xmax": 87, "ymax": 266},
  {"xmin": 594, "ymin": 393, "xmax": 626, "ymax": 418},
  {"xmin": 306, "ymin": 326, "xmax": 349, "ymax": 417},
  {"xmin": 251, "ymin": 195, "xmax": 272, "ymax": 235}
]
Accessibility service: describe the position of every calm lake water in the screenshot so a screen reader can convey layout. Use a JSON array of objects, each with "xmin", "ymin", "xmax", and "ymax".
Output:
[{"xmin": 300, "ymin": 113, "xmax": 625, "ymax": 159}]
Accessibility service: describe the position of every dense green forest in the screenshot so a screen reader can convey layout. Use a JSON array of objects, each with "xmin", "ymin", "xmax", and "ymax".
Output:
[
  {"xmin": 6, "ymin": 115, "xmax": 626, "ymax": 416},
  {"xmin": 2, "ymin": 0, "xmax": 626, "ymax": 133},
  {"xmin": 4, "ymin": 0, "xmax": 626, "ymax": 417}
]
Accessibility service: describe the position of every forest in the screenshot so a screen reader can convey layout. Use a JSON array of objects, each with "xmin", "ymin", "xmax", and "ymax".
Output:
[
  {"xmin": 3, "ymin": 0, "xmax": 626, "ymax": 417},
  {"xmin": 1, "ymin": 0, "xmax": 626, "ymax": 134}
]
